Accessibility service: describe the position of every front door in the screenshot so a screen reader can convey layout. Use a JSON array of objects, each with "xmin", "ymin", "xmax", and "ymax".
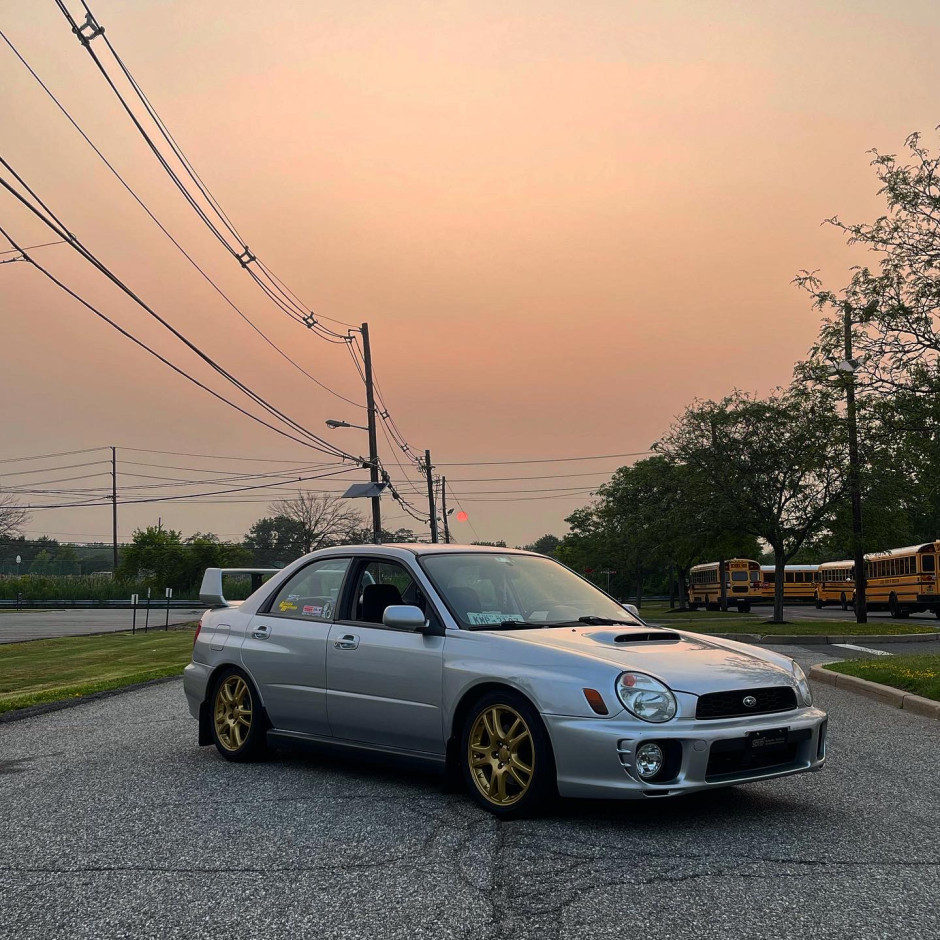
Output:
[
  {"xmin": 240, "ymin": 557, "xmax": 351, "ymax": 737},
  {"xmin": 326, "ymin": 558, "xmax": 445, "ymax": 756}
]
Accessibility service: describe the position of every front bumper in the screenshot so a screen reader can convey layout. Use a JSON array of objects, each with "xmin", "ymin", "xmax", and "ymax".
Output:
[{"xmin": 543, "ymin": 706, "xmax": 827, "ymax": 799}]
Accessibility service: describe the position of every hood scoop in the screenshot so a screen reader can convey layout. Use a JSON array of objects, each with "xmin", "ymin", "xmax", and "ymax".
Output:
[{"xmin": 613, "ymin": 631, "xmax": 681, "ymax": 644}]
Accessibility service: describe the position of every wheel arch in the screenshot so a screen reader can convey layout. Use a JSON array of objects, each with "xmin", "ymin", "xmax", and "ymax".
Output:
[
  {"xmin": 444, "ymin": 680, "xmax": 545, "ymax": 783},
  {"xmin": 198, "ymin": 660, "xmax": 267, "ymax": 746}
]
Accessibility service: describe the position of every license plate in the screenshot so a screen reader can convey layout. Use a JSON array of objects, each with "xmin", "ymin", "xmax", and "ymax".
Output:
[{"xmin": 747, "ymin": 728, "xmax": 788, "ymax": 750}]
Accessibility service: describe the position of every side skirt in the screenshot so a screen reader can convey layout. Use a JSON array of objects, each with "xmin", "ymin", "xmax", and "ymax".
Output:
[{"xmin": 266, "ymin": 729, "xmax": 447, "ymax": 777}]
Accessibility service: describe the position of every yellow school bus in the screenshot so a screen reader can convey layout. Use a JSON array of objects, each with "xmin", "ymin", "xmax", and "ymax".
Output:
[
  {"xmin": 815, "ymin": 560, "xmax": 854, "ymax": 610},
  {"xmin": 688, "ymin": 559, "xmax": 761, "ymax": 612},
  {"xmin": 865, "ymin": 542, "xmax": 940, "ymax": 618},
  {"xmin": 760, "ymin": 565, "xmax": 819, "ymax": 603}
]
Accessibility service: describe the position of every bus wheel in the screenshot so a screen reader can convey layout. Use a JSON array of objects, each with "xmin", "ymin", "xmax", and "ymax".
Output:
[
  {"xmin": 840, "ymin": 593, "xmax": 848, "ymax": 611},
  {"xmin": 935, "ymin": 609, "xmax": 940, "ymax": 620},
  {"xmin": 889, "ymin": 593, "xmax": 909, "ymax": 619}
]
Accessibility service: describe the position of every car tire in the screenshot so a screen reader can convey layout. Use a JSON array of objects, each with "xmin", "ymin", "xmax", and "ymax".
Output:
[
  {"xmin": 209, "ymin": 667, "xmax": 268, "ymax": 762},
  {"xmin": 460, "ymin": 690, "xmax": 555, "ymax": 819}
]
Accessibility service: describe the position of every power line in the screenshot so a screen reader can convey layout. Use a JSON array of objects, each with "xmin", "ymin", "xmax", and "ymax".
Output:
[
  {"xmin": 437, "ymin": 451, "xmax": 652, "ymax": 467},
  {"xmin": 0, "ymin": 446, "xmax": 110, "ymax": 465},
  {"xmin": 0, "ymin": 238, "xmax": 66, "ymax": 255},
  {"xmin": 0, "ymin": 167, "xmax": 362, "ymax": 463},
  {"xmin": 0, "ymin": 459, "xmax": 110, "ymax": 477},
  {"xmin": 0, "ymin": 26, "xmax": 364, "ymax": 409},
  {"xmin": 52, "ymin": 0, "xmax": 358, "ymax": 345},
  {"xmin": 18, "ymin": 465, "xmax": 360, "ymax": 510}
]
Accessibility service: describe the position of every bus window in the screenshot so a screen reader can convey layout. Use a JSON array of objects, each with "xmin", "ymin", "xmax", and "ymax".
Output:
[{"xmin": 923, "ymin": 555, "xmax": 935, "ymax": 573}]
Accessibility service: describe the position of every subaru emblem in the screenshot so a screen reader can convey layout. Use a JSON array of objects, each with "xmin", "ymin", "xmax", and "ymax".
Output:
[{"xmin": 742, "ymin": 695, "xmax": 758, "ymax": 708}]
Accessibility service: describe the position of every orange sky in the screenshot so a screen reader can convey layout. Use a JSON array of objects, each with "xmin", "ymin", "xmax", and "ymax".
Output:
[{"xmin": 2, "ymin": 0, "xmax": 939, "ymax": 547}]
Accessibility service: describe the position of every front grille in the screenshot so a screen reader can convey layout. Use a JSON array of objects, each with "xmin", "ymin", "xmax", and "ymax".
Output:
[
  {"xmin": 706, "ymin": 743, "xmax": 797, "ymax": 779},
  {"xmin": 696, "ymin": 686, "xmax": 797, "ymax": 720}
]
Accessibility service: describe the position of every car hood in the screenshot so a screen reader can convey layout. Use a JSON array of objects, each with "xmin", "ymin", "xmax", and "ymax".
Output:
[{"xmin": 501, "ymin": 626, "xmax": 797, "ymax": 693}]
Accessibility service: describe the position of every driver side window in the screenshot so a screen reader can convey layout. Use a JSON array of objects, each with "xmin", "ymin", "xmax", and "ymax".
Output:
[{"xmin": 267, "ymin": 558, "xmax": 350, "ymax": 621}]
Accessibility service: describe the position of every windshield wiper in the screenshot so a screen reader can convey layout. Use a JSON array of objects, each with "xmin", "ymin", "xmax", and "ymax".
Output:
[{"xmin": 576, "ymin": 615, "xmax": 641, "ymax": 626}]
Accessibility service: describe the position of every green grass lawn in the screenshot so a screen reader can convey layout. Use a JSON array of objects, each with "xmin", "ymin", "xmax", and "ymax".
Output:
[
  {"xmin": 635, "ymin": 603, "xmax": 939, "ymax": 636},
  {"xmin": 824, "ymin": 654, "xmax": 940, "ymax": 702},
  {"xmin": 0, "ymin": 626, "xmax": 196, "ymax": 714}
]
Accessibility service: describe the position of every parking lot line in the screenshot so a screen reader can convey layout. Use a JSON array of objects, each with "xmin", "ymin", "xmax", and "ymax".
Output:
[{"xmin": 831, "ymin": 643, "xmax": 893, "ymax": 656}]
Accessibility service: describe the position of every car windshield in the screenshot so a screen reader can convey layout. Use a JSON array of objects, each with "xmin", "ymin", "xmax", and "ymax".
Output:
[{"xmin": 419, "ymin": 552, "xmax": 640, "ymax": 629}]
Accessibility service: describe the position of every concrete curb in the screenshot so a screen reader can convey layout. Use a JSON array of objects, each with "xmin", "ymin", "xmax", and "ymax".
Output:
[
  {"xmin": 705, "ymin": 631, "xmax": 940, "ymax": 646},
  {"xmin": 809, "ymin": 664, "xmax": 940, "ymax": 720},
  {"xmin": 0, "ymin": 674, "xmax": 182, "ymax": 725}
]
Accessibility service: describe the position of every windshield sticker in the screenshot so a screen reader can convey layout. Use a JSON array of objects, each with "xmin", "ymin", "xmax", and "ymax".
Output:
[
  {"xmin": 279, "ymin": 601, "xmax": 298, "ymax": 612},
  {"xmin": 466, "ymin": 612, "xmax": 525, "ymax": 625},
  {"xmin": 322, "ymin": 601, "xmax": 333, "ymax": 620},
  {"xmin": 302, "ymin": 605, "xmax": 322, "ymax": 617}
]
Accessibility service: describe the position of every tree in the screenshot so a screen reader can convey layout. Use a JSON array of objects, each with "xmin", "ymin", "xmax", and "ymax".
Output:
[
  {"xmin": 268, "ymin": 492, "xmax": 364, "ymax": 554},
  {"xmin": 657, "ymin": 388, "xmax": 849, "ymax": 622},
  {"xmin": 522, "ymin": 534, "xmax": 561, "ymax": 556},
  {"xmin": 117, "ymin": 526, "xmax": 187, "ymax": 587},
  {"xmin": 555, "ymin": 458, "xmax": 758, "ymax": 607},
  {"xmin": 0, "ymin": 494, "xmax": 28, "ymax": 541},
  {"xmin": 796, "ymin": 131, "xmax": 940, "ymax": 396},
  {"xmin": 243, "ymin": 516, "xmax": 306, "ymax": 566}
]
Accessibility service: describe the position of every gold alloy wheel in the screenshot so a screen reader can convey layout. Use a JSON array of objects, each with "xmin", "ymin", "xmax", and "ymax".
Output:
[
  {"xmin": 214, "ymin": 675, "xmax": 252, "ymax": 752},
  {"xmin": 467, "ymin": 704, "xmax": 535, "ymax": 806}
]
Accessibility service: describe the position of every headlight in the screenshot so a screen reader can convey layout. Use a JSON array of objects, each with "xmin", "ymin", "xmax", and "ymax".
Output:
[
  {"xmin": 792, "ymin": 661, "xmax": 812, "ymax": 706},
  {"xmin": 615, "ymin": 672, "xmax": 677, "ymax": 723}
]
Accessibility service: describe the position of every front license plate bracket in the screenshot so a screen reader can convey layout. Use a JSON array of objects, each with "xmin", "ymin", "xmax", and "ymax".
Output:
[{"xmin": 746, "ymin": 728, "xmax": 788, "ymax": 751}]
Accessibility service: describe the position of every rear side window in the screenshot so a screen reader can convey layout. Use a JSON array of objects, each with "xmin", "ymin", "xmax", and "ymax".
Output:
[
  {"xmin": 267, "ymin": 558, "xmax": 351, "ymax": 621},
  {"xmin": 923, "ymin": 555, "xmax": 935, "ymax": 573}
]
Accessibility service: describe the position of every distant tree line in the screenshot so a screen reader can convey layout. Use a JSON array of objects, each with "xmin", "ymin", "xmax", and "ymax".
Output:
[{"xmin": 552, "ymin": 131, "xmax": 940, "ymax": 621}]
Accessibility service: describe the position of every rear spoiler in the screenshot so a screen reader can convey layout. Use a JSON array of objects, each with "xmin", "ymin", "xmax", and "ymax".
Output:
[{"xmin": 199, "ymin": 567, "xmax": 279, "ymax": 608}]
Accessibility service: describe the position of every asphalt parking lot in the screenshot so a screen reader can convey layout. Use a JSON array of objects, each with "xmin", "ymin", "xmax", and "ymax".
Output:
[
  {"xmin": 1, "ymin": 646, "xmax": 937, "ymax": 940},
  {"xmin": 0, "ymin": 608, "xmax": 204, "ymax": 644}
]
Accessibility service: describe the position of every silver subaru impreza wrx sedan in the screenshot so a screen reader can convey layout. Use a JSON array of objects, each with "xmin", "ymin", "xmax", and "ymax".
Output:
[{"xmin": 184, "ymin": 544, "xmax": 827, "ymax": 817}]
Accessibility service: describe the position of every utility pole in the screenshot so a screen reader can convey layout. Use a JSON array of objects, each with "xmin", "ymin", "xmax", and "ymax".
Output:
[
  {"xmin": 360, "ymin": 322, "xmax": 382, "ymax": 544},
  {"xmin": 441, "ymin": 476, "xmax": 451, "ymax": 544},
  {"xmin": 111, "ymin": 446, "xmax": 118, "ymax": 572},
  {"xmin": 844, "ymin": 303, "xmax": 868, "ymax": 624},
  {"xmin": 424, "ymin": 450, "xmax": 439, "ymax": 543}
]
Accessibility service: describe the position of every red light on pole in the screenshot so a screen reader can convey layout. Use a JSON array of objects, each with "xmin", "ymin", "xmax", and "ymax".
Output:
[{"xmin": 456, "ymin": 510, "xmax": 469, "ymax": 523}]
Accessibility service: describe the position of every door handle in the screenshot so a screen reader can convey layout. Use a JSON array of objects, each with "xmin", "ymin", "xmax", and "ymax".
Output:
[
  {"xmin": 252, "ymin": 625, "xmax": 272, "ymax": 640},
  {"xmin": 333, "ymin": 634, "xmax": 359, "ymax": 650}
]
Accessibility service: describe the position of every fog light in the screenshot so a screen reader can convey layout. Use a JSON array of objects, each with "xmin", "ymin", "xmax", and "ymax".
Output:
[{"xmin": 635, "ymin": 742, "xmax": 665, "ymax": 779}]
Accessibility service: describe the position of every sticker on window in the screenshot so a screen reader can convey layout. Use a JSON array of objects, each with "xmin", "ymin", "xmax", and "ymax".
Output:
[
  {"xmin": 302, "ymin": 605, "xmax": 322, "ymax": 617},
  {"xmin": 466, "ymin": 612, "xmax": 524, "ymax": 625},
  {"xmin": 279, "ymin": 601, "xmax": 298, "ymax": 612},
  {"xmin": 322, "ymin": 601, "xmax": 334, "ymax": 620}
]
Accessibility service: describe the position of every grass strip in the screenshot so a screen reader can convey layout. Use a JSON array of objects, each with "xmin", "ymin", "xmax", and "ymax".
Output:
[
  {"xmin": 676, "ymin": 621, "xmax": 940, "ymax": 636},
  {"xmin": 0, "ymin": 626, "xmax": 196, "ymax": 714},
  {"xmin": 824, "ymin": 654, "xmax": 940, "ymax": 702}
]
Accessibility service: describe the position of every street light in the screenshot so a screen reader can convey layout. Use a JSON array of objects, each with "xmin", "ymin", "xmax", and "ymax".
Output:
[
  {"xmin": 326, "ymin": 419, "xmax": 369, "ymax": 431},
  {"xmin": 325, "ymin": 417, "xmax": 382, "ymax": 543}
]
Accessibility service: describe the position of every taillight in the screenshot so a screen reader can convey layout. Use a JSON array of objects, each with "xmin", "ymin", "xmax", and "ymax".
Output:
[{"xmin": 193, "ymin": 620, "xmax": 203, "ymax": 648}]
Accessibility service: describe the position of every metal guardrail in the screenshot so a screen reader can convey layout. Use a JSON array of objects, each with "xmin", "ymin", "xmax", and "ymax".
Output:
[{"xmin": 0, "ymin": 597, "xmax": 203, "ymax": 610}]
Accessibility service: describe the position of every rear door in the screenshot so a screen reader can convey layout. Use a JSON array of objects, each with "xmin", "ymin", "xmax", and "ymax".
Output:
[
  {"xmin": 240, "ymin": 557, "xmax": 351, "ymax": 737},
  {"xmin": 326, "ymin": 558, "xmax": 445, "ymax": 756}
]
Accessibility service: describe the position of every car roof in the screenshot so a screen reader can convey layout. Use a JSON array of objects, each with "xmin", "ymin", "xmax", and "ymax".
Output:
[{"xmin": 313, "ymin": 543, "xmax": 536, "ymax": 557}]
